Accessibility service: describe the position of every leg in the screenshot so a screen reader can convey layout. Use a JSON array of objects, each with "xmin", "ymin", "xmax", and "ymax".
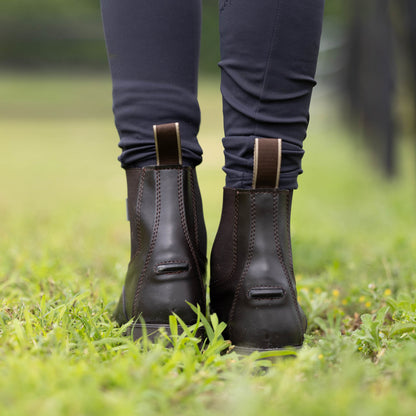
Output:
[
  {"xmin": 211, "ymin": 0, "xmax": 324, "ymax": 351},
  {"xmin": 219, "ymin": 0, "xmax": 324, "ymax": 189},
  {"xmin": 100, "ymin": 0, "xmax": 203, "ymax": 168},
  {"xmin": 100, "ymin": 1, "xmax": 207, "ymax": 338}
]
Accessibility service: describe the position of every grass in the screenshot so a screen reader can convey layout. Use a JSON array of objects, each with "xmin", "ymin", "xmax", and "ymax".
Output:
[{"xmin": 1, "ymin": 72, "xmax": 416, "ymax": 415}]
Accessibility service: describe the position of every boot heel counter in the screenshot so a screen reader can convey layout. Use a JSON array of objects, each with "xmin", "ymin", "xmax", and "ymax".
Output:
[
  {"xmin": 229, "ymin": 295, "xmax": 305, "ymax": 349},
  {"xmin": 117, "ymin": 253, "xmax": 205, "ymax": 325}
]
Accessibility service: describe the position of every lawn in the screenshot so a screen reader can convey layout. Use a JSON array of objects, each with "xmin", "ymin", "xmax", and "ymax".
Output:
[{"xmin": 1, "ymin": 72, "xmax": 416, "ymax": 415}]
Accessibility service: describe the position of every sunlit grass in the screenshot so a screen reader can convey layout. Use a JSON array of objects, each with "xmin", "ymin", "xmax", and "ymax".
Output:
[{"xmin": 1, "ymin": 73, "xmax": 416, "ymax": 415}]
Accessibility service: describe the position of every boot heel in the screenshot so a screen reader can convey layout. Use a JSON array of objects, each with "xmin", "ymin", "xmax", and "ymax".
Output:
[{"xmin": 232, "ymin": 345, "xmax": 300, "ymax": 356}]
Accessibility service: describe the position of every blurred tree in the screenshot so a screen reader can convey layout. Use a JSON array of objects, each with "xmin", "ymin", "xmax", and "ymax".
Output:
[
  {"xmin": 345, "ymin": 0, "xmax": 396, "ymax": 176},
  {"xmin": 0, "ymin": 0, "xmax": 220, "ymax": 72},
  {"xmin": 343, "ymin": 0, "xmax": 416, "ymax": 177},
  {"xmin": 0, "ymin": 0, "xmax": 105, "ymax": 68},
  {"xmin": 397, "ymin": 0, "xmax": 416, "ymax": 131},
  {"xmin": 0, "ymin": 0, "xmax": 349, "ymax": 74}
]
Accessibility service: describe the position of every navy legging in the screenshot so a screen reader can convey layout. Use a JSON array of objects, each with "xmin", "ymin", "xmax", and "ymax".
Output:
[{"xmin": 100, "ymin": 0, "xmax": 324, "ymax": 189}]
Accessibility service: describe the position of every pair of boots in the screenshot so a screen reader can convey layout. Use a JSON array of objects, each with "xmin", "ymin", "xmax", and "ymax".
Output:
[{"xmin": 113, "ymin": 123, "xmax": 306, "ymax": 352}]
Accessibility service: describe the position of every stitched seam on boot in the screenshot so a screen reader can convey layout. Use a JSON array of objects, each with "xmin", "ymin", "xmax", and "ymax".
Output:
[
  {"xmin": 134, "ymin": 169, "xmax": 145, "ymax": 258},
  {"xmin": 177, "ymin": 169, "xmax": 205, "ymax": 295},
  {"xmin": 130, "ymin": 168, "xmax": 183, "ymax": 262},
  {"xmin": 129, "ymin": 169, "xmax": 148, "ymax": 263},
  {"xmin": 286, "ymin": 191, "xmax": 295, "ymax": 277},
  {"xmin": 132, "ymin": 170, "xmax": 161, "ymax": 317},
  {"xmin": 229, "ymin": 192, "xmax": 256, "ymax": 338},
  {"xmin": 286, "ymin": 192, "xmax": 303, "ymax": 338},
  {"xmin": 122, "ymin": 286, "xmax": 128, "ymax": 321},
  {"xmin": 273, "ymin": 193, "xmax": 303, "ymax": 340},
  {"xmin": 189, "ymin": 169, "xmax": 199, "ymax": 248},
  {"xmin": 231, "ymin": 191, "xmax": 238, "ymax": 281}
]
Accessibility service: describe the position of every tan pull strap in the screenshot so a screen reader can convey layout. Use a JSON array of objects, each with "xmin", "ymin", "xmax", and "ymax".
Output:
[
  {"xmin": 252, "ymin": 138, "xmax": 282, "ymax": 189},
  {"xmin": 153, "ymin": 122, "xmax": 182, "ymax": 166}
]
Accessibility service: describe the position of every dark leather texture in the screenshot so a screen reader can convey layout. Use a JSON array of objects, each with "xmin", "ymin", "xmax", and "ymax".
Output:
[
  {"xmin": 210, "ymin": 187, "xmax": 306, "ymax": 350},
  {"xmin": 114, "ymin": 166, "xmax": 207, "ymax": 327}
]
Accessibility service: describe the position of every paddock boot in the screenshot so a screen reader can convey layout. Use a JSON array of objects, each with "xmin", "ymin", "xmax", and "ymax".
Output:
[
  {"xmin": 114, "ymin": 122, "xmax": 207, "ymax": 340},
  {"xmin": 210, "ymin": 138, "xmax": 307, "ymax": 353}
]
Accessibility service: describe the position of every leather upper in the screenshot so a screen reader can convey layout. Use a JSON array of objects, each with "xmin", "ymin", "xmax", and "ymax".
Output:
[
  {"xmin": 210, "ymin": 187, "xmax": 306, "ymax": 349},
  {"xmin": 114, "ymin": 166, "xmax": 207, "ymax": 326}
]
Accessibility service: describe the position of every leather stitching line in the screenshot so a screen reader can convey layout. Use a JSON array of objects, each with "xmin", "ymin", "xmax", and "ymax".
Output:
[
  {"xmin": 273, "ymin": 193, "xmax": 303, "ymax": 340},
  {"xmin": 132, "ymin": 171, "xmax": 161, "ymax": 317},
  {"xmin": 286, "ymin": 192, "xmax": 295, "ymax": 277},
  {"xmin": 177, "ymin": 170, "xmax": 205, "ymax": 296},
  {"xmin": 134, "ymin": 169, "xmax": 145, "ymax": 257},
  {"xmin": 229, "ymin": 192, "xmax": 256, "ymax": 338},
  {"xmin": 285, "ymin": 192, "xmax": 304, "ymax": 337},
  {"xmin": 189, "ymin": 170, "xmax": 199, "ymax": 248}
]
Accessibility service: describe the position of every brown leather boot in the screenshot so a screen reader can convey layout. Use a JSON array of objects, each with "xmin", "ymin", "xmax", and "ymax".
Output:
[
  {"xmin": 210, "ymin": 138, "xmax": 306, "ymax": 352},
  {"xmin": 114, "ymin": 123, "xmax": 207, "ymax": 340}
]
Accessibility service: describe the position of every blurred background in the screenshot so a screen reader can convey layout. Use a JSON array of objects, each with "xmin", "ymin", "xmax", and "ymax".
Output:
[
  {"xmin": 1, "ymin": 0, "xmax": 415, "ymax": 177},
  {"xmin": 2, "ymin": 3, "xmax": 416, "ymax": 412}
]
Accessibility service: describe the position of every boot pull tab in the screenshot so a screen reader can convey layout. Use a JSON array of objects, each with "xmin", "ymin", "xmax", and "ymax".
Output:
[
  {"xmin": 252, "ymin": 138, "xmax": 282, "ymax": 189},
  {"xmin": 153, "ymin": 122, "xmax": 182, "ymax": 166}
]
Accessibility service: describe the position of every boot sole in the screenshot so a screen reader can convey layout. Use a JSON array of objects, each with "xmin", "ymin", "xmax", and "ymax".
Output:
[{"xmin": 232, "ymin": 344, "xmax": 302, "ymax": 357}]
